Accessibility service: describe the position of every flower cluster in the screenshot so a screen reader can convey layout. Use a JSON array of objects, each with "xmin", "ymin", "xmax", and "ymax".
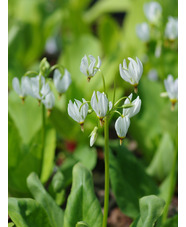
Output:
[
  {"xmin": 12, "ymin": 58, "xmax": 71, "ymax": 115},
  {"xmin": 68, "ymin": 55, "xmax": 142, "ymax": 146},
  {"xmin": 136, "ymin": 1, "xmax": 178, "ymax": 56}
]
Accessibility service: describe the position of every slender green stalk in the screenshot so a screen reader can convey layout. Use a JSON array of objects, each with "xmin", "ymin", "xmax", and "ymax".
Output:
[
  {"xmin": 40, "ymin": 103, "xmax": 46, "ymax": 174},
  {"xmin": 102, "ymin": 116, "xmax": 110, "ymax": 227},
  {"xmin": 162, "ymin": 147, "xmax": 178, "ymax": 223}
]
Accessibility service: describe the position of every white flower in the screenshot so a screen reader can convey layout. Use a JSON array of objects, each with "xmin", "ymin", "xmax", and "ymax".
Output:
[
  {"xmin": 42, "ymin": 91, "xmax": 55, "ymax": 110},
  {"xmin": 164, "ymin": 75, "xmax": 178, "ymax": 101},
  {"xmin": 68, "ymin": 98, "xmax": 89, "ymax": 131},
  {"xmin": 29, "ymin": 75, "xmax": 50, "ymax": 101},
  {"xmin": 12, "ymin": 76, "xmax": 31, "ymax": 99},
  {"xmin": 144, "ymin": 1, "xmax": 162, "ymax": 24},
  {"xmin": 80, "ymin": 55, "xmax": 101, "ymax": 81},
  {"xmin": 119, "ymin": 57, "xmax": 143, "ymax": 90},
  {"xmin": 123, "ymin": 94, "xmax": 141, "ymax": 118},
  {"xmin": 115, "ymin": 116, "xmax": 130, "ymax": 145},
  {"xmin": 136, "ymin": 22, "xmax": 150, "ymax": 42},
  {"xmin": 53, "ymin": 69, "xmax": 71, "ymax": 95},
  {"xmin": 165, "ymin": 17, "xmax": 178, "ymax": 40},
  {"xmin": 89, "ymin": 126, "xmax": 98, "ymax": 147},
  {"xmin": 91, "ymin": 91, "xmax": 110, "ymax": 119},
  {"xmin": 147, "ymin": 69, "xmax": 158, "ymax": 81}
]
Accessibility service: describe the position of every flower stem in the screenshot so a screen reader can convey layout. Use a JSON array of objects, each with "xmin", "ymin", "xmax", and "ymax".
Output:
[
  {"xmin": 102, "ymin": 116, "xmax": 110, "ymax": 227},
  {"xmin": 162, "ymin": 146, "xmax": 178, "ymax": 223},
  {"xmin": 40, "ymin": 103, "xmax": 46, "ymax": 174}
]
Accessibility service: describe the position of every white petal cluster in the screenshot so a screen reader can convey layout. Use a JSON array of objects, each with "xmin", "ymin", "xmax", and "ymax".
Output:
[
  {"xmin": 12, "ymin": 76, "xmax": 31, "ymax": 98},
  {"xmin": 90, "ymin": 126, "xmax": 98, "ymax": 147},
  {"xmin": 115, "ymin": 116, "xmax": 130, "ymax": 139},
  {"xmin": 144, "ymin": 1, "xmax": 162, "ymax": 24},
  {"xmin": 91, "ymin": 91, "xmax": 111, "ymax": 119},
  {"xmin": 80, "ymin": 55, "xmax": 101, "ymax": 80},
  {"xmin": 29, "ymin": 75, "xmax": 51, "ymax": 101},
  {"xmin": 123, "ymin": 94, "xmax": 141, "ymax": 118},
  {"xmin": 68, "ymin": 98, "xmax": 88, "ymax": 124},
  {"xmin": 42, "ymin": 92, "xmax": 55, "ymax": 110},
  {"xmin": 147, "ymin": 69, "xmax": 158, "ymax": 81},
  {"xmin": 164, "ymin": 75, "xmax": 178, "ymax": 101},
  {"xmin": 165, "ymin": 17, "xmax": 178, "ymax": 41},
  {"xmin": 136, "ymin": 22, "xmax": 150, "ymax": 42},
  {"xmin": 119, "ymin": 57, "xmax": 143, "ymax": 86},
  {"xmin": 53, "ymin": 69, "xmax": 71, "ymax": 95}
]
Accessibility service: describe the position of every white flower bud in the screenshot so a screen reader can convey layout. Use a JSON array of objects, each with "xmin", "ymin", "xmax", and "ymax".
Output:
[
  {"xmin": 123, "ymin": 94, "xmax": 141, "ymax": 118},
  {"xmin": 136, "ymin": 22, "xmax": 150, "ymax": 42},
  {"xmin": 53, "ymin": 69, "xmax": 71, "ymax": 95},
  {"xmin": 164, "ymin": 75, "xmax": 178, "ymax": 102},
  {"xmin": 91, "ymin": 91, "xmax": 110, "ymax": 119},
  {"xmin": 115, "ymin": 116, "xmax": 130, "ymax": 145},
  {"xmin": 147, "ymin": 69, "xmax": 158, "ymax": 81},
  {"xmin": 29, "ymin": 75, "xmax": 50, "ymax": 101},
  {"xmin": 144, "ymin": 1, "xmax": 162, "ymax": 24},
  {"xmin": 89, "ymin": 126, "xmax": 98, "ymax": 147},
  {"xmin": 42, "ymin": 91, "xmax": 55, "ymax": 110},
  {"xmin": 12, "ymin": 77, "xmax": 31, "ymax": 102},
  {"xmin": 165, "ymin": 17, "xmax": 178, "ymax": 41},
  {"xmin": 68, "ymin": 98, "xmax": 89, "ymax": 130},
  {"xmin": 119, "ymin": 57, "xmax": 143, "ymax": 90},
  {"xmin": 80, "ymin": 55, "xmax": 101, "ymax": 81}
]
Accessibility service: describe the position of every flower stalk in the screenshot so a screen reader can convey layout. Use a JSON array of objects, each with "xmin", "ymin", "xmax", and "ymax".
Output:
[{"xmin": 102, "ymin": 116, "xmax": 110, "ymax": 227}]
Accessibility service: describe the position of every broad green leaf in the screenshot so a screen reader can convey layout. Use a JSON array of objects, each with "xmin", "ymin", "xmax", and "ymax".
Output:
[
  {"xmin": 8, "ymin": 91, "xmax": 42, "ymax": 144},
  {"xmin": 27, "ymin": 172, "xmax": 64, "ymax": 227},
  {"xmin": 147, "ymin": 133, "xmax": 174, "ymax": 181},
  {"xmin": 8, "ymin": 120, "xmax": 56, "ymax": 196},
  {"xmin": 109, "ymin": 145, "xmax": 159, "ymax": 218},
  {"xmin": 64, "ymin": 163, "xmax": 103, "ymax": 227},
  {"xmin": 8, "ymin": 198, "xmax": 52, "ymax": 227},
  {"xmin": 52, "ymin": 171, "xmax": 65, "ymax": 193},
  {"xmin": 130, "ymin": 195, "xmax": 165, "ymax": 227},
  {"xmin": 76, "ymin": 221, "xmax": 89, "ymax": 227}
]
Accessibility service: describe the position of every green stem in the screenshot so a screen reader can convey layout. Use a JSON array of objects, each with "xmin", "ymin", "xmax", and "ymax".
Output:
[
  {"xmin": 102, "ymin": 116, "xmax": 110, "ymax": 227},
  {"xmin": 99, "ymin": 69, "xmax": 106, "ymax": 95},
  {"xmin": 162, "ymin": 147, "xmax": 178, "ymax": 223},
  {"xmin": 41, "ymin": 103, "xmax": 46, "ymax": 175}
]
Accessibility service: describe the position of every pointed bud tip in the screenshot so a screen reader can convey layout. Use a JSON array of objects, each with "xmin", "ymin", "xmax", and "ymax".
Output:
[
  {"xmin": 21, "ymin": 98, "xmax": 25, "ymax": 104},
  {"xmin": 99, "ymin": 118, "xmax": 104, "ymax": 127},
  {"xmin": 134, "ymin": 85, "xmax": 138, "ymax": 94},
  {"xmin": 47, "ymin": 109, "xmax": 52, "ymax": 117},
  {"xmin": 87, "ymin": 77, "xmax": 91, "ymax": 82},
  {"xmin": 80, "ymin": 123, "xmax": 84, "ymax": 132}
]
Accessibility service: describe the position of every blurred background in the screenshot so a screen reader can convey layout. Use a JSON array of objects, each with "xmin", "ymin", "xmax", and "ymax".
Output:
[{"xmin": 8, "ymin": 0, "xmax": 178, "ymax": 226}]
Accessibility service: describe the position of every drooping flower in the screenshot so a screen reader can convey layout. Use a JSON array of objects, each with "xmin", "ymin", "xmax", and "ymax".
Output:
[
  {"xmin": 42, "ymin": 91, "xmax": 55, "ymax": 116},
  {"xmin": 123, "ymin": 94, "xmax": 141, "ymax": 118},
  {"xmin": 164, "ymin": 74, "xmax": 178, "ymax": 110},
  {"xmin": 67, "ymin": 98, "xmax": 89, "ymax": 131},
  {"xmin": 53, "ymin": 69, "xmax": 71, "ymax": 96},
  {"xmin": 165, "ymin": 17, "xmax": 178, "ymax": 41},
  {"xmin": 12, "ymin": 76, "xmax": 31, "ymax": 103},
  {"xmin": 29, "ymin": 75, "xmax": 50, "ymax": 104},
  {"xmin": 144, "ymin": 1, "xmax": 162, "ymax": 24},
  {"xmin": 91, "ymin": 91, "xmax": 111, "ymax": 125},
  {"xmin": 136, "ymin": 22, "xmax": 150, "ymax": 42},
  {"xmin": 119, "ymin": 57, "xmax": 143, "ymax": 93},
  {"xmin": 80, "ymin": 55, "xmax": 101, "ymax": 81},
  {"xmin": 115, "ymin": 116, "xmax": 130, "ymax": 145},
  {"xmin": 89, "ymin": 126, "xmax": 98, "ymax": 147}
]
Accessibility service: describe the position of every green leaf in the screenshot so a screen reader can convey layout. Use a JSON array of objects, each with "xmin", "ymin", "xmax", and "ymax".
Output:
[
  {"xmin": 27, "ymin": 172, "xmax": 64, "ymax": 227},
  {"xmin": 8, "ymin": 91, "xmax": 42, "ymax": 144},
  {"xmin": 162, "ymin": 215, "xmax": 178, "ymax": 227},
  {"xmin": 64, "ymin": 163, "xmax": 103, "ymax": 227},
  {"xmin": 8, "ymin": 223, "xmax": 15, "ymax": 227},
  {"xmin": 8, "ymin": 119, "xmax": 56, "ymax": 196},
  {"xmin": 40, "ymin": 127, "xmax": 56, "ymax": 183},
  {"xmin": 130, "ymin": 195, "xmax": 165, "ymax": 227},
  {"xmin": 76, "ymin": 221, "xmax": 89, "ymax": 227},
  {"xmin": 8, "ymin": 198, "xmax": 52, "ymax": 227},
  {"xmin": 147, "ymin": 133, "xmax": 174, "ymax": 181},
  {"xmin": 109, "ymin": 145, "xmax": 159, "ymax": 218},
  {"xmin": 52, "ymin": 171, "xmax": 65, "ymax": 193}
]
